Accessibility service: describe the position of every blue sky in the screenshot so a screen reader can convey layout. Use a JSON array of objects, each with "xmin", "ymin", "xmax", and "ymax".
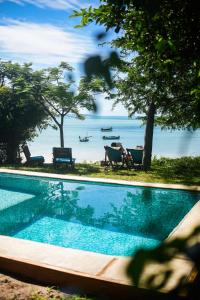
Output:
[{"xmin": 0, "ymin": 0, "xmax": 127, "ymax": 116}]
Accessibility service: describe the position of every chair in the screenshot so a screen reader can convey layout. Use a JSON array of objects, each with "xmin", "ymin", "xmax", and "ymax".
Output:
[
  {"xmin": 126, "ymin": 148, "xmax": 143, "ymax": 168},
  {"xmin": 53, "ymin": 147, "xmax": 75, "ymax": 169},
  {"xmin": 104, "ymin": 146, "xmax": 126, "ymax": 169},
  {"xmin": 22, "ymin": 144, "xmax": 44, "ymax": 165},
  {"xmin": 111, "ymin": 142, "xmax": 122, "ymax": 148}
]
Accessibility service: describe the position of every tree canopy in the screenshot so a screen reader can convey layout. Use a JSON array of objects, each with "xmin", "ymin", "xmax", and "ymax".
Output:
[
  {"xmin": 73, "ymin": 0, "xmax": 200, "ymax": 169},
  {"xmin": 0, "ymin": 60, "xmax": 102, "ymax": 162},
  {"xmin": 73, "ymin": 0, "xmax": 200, "ymax": 128},
  {"xmin": 0, "ymin": 61, "xmax": 48, "ymax": 163},
  {"xmin": 33, "ymin": 62, "xmax": 101, "ymax": 147}
]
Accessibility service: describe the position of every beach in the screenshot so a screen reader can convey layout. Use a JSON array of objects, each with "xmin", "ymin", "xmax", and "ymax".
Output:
[{"xmin": 29, "ymin": 115, "xmax": 200, "ymax": 163}]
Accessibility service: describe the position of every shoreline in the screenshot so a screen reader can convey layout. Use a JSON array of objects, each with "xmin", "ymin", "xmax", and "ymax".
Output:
[
  {"xmin": 24, "ymin": 153, "xmax": 200, "ymax": 165},
  {"xmin": 27, "ymin": 116, "xmax": 200, "ymax": 163}
]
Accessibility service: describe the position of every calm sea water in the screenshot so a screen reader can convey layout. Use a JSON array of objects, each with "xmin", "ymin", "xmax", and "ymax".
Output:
[{"xmin": 29, "ymin": 115, "xmax": 200, "ymax": 162}]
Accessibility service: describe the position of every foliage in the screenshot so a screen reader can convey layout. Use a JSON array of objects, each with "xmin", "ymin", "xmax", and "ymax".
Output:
[
  {"xmin": 111, "ymin": 56, "xmax": 200, "ymax": 129},
  {"xmin": 34, "ymin": 63, "xmax": 102, "ymax": 147},
  {"xmin": 0, "ymin": 60, "xmax": 48, "ymax": 163},
  {"xmin": 72, "ymin": 0, "xmax": 200, "ymax": 171},
  {"xmin": 73, "ymin": 1, "xmax": 200, "ymax": 120},
  {"xmin": 127, "ymin": 228, "xmax": 200, "ymax": 298},
  {"xmin": 83, "ymin": 52, "xmax": 121, "ymax": 89},
  {"xmin": 0, "ymin": 60, "xmax": 102, "ymax": 161},
  {"xmin": 73, "ymin": 0, "xmax": 200, "ymax": 96}
]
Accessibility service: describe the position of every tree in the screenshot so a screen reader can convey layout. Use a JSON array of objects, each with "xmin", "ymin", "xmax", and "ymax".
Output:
[
  {"xmin": 33, "ymin": 62, "xmax": 100, "ymax": 147},
  {"xmin": 73, "ymin": 0, "xmax": 200, "ymax": 169},
  {"xmin": 72, "ymin": 1, "xmax": 200, "ymax": 295},
  {"xmin": 74, "ymin": 0, "xmax": 199, "ymax": 87},
  {"xmin": 108, "ymin": 58, "xmax": 162, "ymax": 170},
  {"xmin": 0, "ymin": 60, "xmax": 102, "ymax": 163},
  {"xmin": 0, "ymin": 61, "xmax": 48, "ymax": 163},
  {"xmin": 108, "ymin": 54, "xmax": 200, "ymax": 169}
]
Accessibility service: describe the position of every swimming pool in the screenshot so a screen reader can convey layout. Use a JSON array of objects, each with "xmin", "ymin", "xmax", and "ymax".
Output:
[{"xmin": 0, "ymin": 172, "xmax": 199, "ymax": 256}]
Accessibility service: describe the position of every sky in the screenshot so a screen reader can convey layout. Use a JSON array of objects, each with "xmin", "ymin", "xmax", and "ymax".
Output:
[{"xmin": 0, "ymin": 0, "xmax": 128, "ymax": 116}]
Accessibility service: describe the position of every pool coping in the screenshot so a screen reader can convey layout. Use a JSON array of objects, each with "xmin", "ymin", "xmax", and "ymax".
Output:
[
  {"xmin": 0, "ymin": 168, "xmax": 200, "ymax": 298},
  {"xmin": 0, "ymin": 168, "xmax": 200, "ymax": 191}
]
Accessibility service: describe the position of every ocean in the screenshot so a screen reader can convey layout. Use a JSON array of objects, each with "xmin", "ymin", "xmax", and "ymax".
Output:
[{"xmin": 29, "ymin": 115, "xmax": 200, "ymax": 163}]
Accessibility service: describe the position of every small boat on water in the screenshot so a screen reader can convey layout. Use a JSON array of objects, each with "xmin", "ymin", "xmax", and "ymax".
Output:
[
  {"xmin": 101, "ymin": 127, "xmax": 112, "ymax": 132},
  {"xmin": 79, "ymin": 136, "xmax": 90, "ymax": 142},
  {"xmin": 102, "ymin": 136, "xmax": 120, "ymax": 140}
]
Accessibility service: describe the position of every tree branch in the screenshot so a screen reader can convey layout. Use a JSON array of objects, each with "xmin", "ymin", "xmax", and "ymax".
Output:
[
  {"xmin": 36, "ymin": 96, "xmax": 60, "ymax": 127},
  {"xmin": 42, "ymin": 96, "xmax": 61, "ymax": 115}
]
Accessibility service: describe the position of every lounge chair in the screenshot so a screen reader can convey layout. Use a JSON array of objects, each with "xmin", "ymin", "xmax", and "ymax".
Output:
[
  {"xmin": 104, "ymin": 146, "xmax": 126, "ymax": 169},
  {"xmin": 22, "ymin": 144, "xmax": 44, "ymax": 165},
  {"xmin": 126, "ymin": 148, "xmax": 143, "ymax": 168},
  {"xmin": 53, "ymin": 147, "xmax": 75, "ymax": 169},
  {"xmin": 111, "ymin": 142, "xmax": 122, "ymax": 148}
]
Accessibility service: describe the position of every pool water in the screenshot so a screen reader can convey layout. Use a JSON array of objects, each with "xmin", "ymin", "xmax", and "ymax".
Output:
[
  {"xmin": 0, "ymin": 173, "xmax": 199, "ymax": 256},
  {"xmin": 0, "ymin": 188, "xmax": 35, "ymax": 211}
]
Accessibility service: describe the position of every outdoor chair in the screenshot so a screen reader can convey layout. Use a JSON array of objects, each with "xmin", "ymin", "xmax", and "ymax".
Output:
[
  {"xmin": 104, "ymin": 146, "xmax": 127, "ymax": 169},
  {"xmin": 111, "ymin": 142, "xmax": 122, "ymax": 148},
  {"xmin": 22, "ymin": 144, "xmax": 44, "ymax": 166},
  {"xmin": 53, "ymin": 147, "xmax": 75, "ymax": 169},
  {"xmin": 126, "ymin": 148, "xmax": 143, "ymax": 169}
]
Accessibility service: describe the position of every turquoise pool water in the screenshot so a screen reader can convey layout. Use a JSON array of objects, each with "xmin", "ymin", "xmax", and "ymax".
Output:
[{"xmin": 0, "ymin": 173, "xmax": 199, "ymax": 256}]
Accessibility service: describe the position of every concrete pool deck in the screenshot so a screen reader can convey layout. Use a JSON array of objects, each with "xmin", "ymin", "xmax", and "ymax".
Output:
[{"xmin": 0, "ymin": 169, "xmax": 200, "ymax": 299}]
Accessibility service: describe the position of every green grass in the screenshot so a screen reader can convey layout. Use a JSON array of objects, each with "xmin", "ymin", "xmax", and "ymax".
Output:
[{"xmin": 1, "ymin": 156, "xmax": 200, "ymax": 185}]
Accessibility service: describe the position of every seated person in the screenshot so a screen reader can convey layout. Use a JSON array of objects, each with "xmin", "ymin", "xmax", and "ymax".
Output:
[{"xmin": 110, "ymin": 142, "xmax": 126, "ymax": 158}]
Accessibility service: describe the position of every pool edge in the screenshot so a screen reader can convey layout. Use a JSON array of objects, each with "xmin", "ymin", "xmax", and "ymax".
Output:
[
  {"xmin": 0, "ymin": 169, "xmax": 199, "ymax": 298},
  {"xmin": 0, "ymin": 235, "xmax": 196, "ymax": 298},
  {"xmin": 0, "ymin": 168, "xmax": 200, "ymax": 191}
]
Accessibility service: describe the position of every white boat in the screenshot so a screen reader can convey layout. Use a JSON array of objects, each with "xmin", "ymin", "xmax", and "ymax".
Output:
[{"xmin": 79, "ymin": 136, "xmax": 92, "ymax": 142}]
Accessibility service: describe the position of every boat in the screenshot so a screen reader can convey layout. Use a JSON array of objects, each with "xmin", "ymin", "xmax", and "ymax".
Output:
[
  {"xmin": 79, "ymin": 136, "xmax": 90, "ymax": 142},
  {"xmin": 102, "ymin": 136, "xmax": 120, "ymax": 140},
  {"xmin": 101, "ymin": 127, "xmax": 112, "ymax": 132}
]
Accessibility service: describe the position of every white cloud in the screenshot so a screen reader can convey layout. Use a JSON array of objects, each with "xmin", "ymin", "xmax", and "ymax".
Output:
[
  {"xmin": 0, "ymin": 19, "xmax": 96, "ymax": 66},
  {"xmin": 0, "ymin": 0, "xmax": 90, "ymax": 10}
]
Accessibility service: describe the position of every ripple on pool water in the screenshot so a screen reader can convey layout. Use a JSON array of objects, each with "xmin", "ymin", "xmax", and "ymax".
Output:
[{"xmin": 13, "ymin": 216, "xmax": 160, "ymax": 256}]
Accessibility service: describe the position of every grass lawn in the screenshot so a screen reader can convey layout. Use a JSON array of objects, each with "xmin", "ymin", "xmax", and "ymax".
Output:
[{"xmin": 1, "ymin": 156, "xmax": 200, "ymax": 186}]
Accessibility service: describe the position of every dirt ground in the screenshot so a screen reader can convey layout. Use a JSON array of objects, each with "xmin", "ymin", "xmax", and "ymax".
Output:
[{"xmin": 0, "ymin": 273, "xmax": 71, "ymax": 300}]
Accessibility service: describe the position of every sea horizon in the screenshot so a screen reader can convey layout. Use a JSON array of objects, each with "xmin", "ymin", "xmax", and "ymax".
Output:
[{"xmin": 28, "ymin": 114, "xmax": 200, "ymax": 163}]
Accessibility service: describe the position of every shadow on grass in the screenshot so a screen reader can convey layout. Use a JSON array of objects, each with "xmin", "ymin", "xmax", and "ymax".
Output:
[
  {"xmin": 151, "ymin": 156, "xmax": 200, "ymax": 185},
  {"xmin": 1, "ymin": 156, "xmax": 200, "ymax": 185},
  {"xmin": 0, "ymin": 163, "xmax": 101, "ymax": 176}
]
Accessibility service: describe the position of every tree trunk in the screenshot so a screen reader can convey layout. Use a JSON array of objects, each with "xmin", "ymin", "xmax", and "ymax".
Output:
[
  {"xmin": 59, "ymin": 116, "xmax": 64, "ymax": 148},
  {"xmin": 6, "ymin": 140, "xmax": 19, "ymax": 164},
  {"xmin": 143, "ymin": 101, "xmax": 156, "ymax": 171}
]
